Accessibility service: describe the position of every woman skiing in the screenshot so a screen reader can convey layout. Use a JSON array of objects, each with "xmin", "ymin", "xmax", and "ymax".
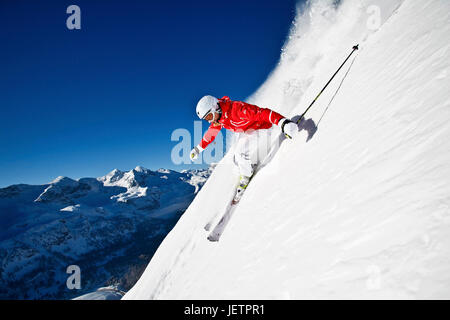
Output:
[{"xmin": 190, "ymin": 95, "xmax": 298, "ymax": 202}]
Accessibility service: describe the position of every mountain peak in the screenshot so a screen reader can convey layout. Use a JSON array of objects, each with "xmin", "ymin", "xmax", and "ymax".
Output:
[
  {"xmin": 51, "ymin": 176, "xmax": 68, "ymax": 183},
  {"xmin": 50, "ymin": 176, "xmax": 78, "ymax": 186},
  {"xmin": 133, "ymin": 166, "xmax": 151, "ymax": 174}
]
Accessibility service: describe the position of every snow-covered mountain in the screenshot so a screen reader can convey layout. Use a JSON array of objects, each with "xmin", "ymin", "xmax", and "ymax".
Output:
[
  {"xmin": 124, "ymin": 0, "xmax": 450, "ymax": 299},
  {"xmin": 0, "ymin": 166, "xmax": 210, "ymax": 299}
]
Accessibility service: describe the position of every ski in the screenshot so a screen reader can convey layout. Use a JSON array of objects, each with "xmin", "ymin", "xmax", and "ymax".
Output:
[
  {"xmin": 207, "ymin": 201, "xmax": 238, "ymax": 242},
  {"xmin": 204, "ymin": 184, "xmax": 237, "ymax": 231},
  {"xmin": 207, "ymin": 178, "xmax": 249, "ymax": 241},
  {"xmin": 204, "ymin": 211, "xmax": 220, "ymax": 232}
]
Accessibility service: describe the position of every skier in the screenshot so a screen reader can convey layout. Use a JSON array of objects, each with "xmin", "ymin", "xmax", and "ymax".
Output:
[{"xmin": 190, "ymin": 95, "xmax": 298, "ymax": 202}]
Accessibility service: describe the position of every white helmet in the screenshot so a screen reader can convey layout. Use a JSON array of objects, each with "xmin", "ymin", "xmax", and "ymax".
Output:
[{"xmin": 196, "ymin": 95, "xmax": 219, "ymax": 119}]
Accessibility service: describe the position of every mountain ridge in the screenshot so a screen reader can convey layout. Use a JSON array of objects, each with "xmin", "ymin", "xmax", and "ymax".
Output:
[{"xmin": 0, "ymin": 166, "xmax": 211, "ymax": 299}]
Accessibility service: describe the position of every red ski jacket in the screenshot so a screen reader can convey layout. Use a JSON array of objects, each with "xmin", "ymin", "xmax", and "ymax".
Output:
[{"xmin": 198, "ymin": 96, "xmax": 285, "ymax": 150}]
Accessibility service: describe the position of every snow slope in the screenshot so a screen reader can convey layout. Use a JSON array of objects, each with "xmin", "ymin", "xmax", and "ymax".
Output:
[{"xmin": 124, "ymin": 0, "xmax": 450, "ymax": 299}]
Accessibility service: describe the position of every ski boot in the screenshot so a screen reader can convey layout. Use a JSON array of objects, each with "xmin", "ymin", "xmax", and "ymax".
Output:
[{"xmin": 232, "ymin": 175, "xmax": 251, "ymax": 204}]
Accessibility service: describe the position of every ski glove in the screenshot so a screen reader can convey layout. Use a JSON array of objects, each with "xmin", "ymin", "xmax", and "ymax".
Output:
[
  {"xmin": 279, "ymin": 118, "xmax": 298, "ymax": 139},
  {"xmin": 190, "ymin": 145, "xmax": 204, "ymax": 161}
]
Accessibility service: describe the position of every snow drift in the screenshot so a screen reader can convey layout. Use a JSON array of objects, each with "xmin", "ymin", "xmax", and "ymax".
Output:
[{"xmin": 124, "ymin": 0, "xmax": 450, "ymax": 299}]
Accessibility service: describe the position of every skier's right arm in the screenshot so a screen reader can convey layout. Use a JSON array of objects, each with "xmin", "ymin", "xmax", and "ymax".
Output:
[{"xmin": 190, "ymin": 122, "xmax": 222, "ymax": 161}]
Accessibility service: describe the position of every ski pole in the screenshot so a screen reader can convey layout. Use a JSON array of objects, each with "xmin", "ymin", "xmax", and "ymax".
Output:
[{"xmin": 297, "ymin": 44, "xmax": 359, "ymax": 124}]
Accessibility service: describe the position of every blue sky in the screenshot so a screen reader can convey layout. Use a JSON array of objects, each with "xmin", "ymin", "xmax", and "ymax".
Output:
[{"xmin": 0, "ymin": 0, "xmax": 298, "ymax": 187}]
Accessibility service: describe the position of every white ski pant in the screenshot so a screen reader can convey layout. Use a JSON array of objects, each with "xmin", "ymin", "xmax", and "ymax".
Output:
[{"xmin": 233, "ymin": 128, "xmax": 273, "ymax": 178}]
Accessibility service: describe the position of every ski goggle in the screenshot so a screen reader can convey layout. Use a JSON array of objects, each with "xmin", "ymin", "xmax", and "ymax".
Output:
[
  {"xmin": 201, "ymin": 103, "xmax": 220, "ymax": 121},
  {"xmin": 202, "ymin": 110, "xmax": 214, "ymax": 121}
]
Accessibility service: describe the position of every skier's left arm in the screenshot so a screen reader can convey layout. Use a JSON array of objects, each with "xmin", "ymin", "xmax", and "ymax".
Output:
[
  {"xmin": 235, "ymin": 102, "xmax": 285, "ymax": 125},
  {"xmin": 236, "ymin": 102, "xmax": 298, "ymax": 138}
]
